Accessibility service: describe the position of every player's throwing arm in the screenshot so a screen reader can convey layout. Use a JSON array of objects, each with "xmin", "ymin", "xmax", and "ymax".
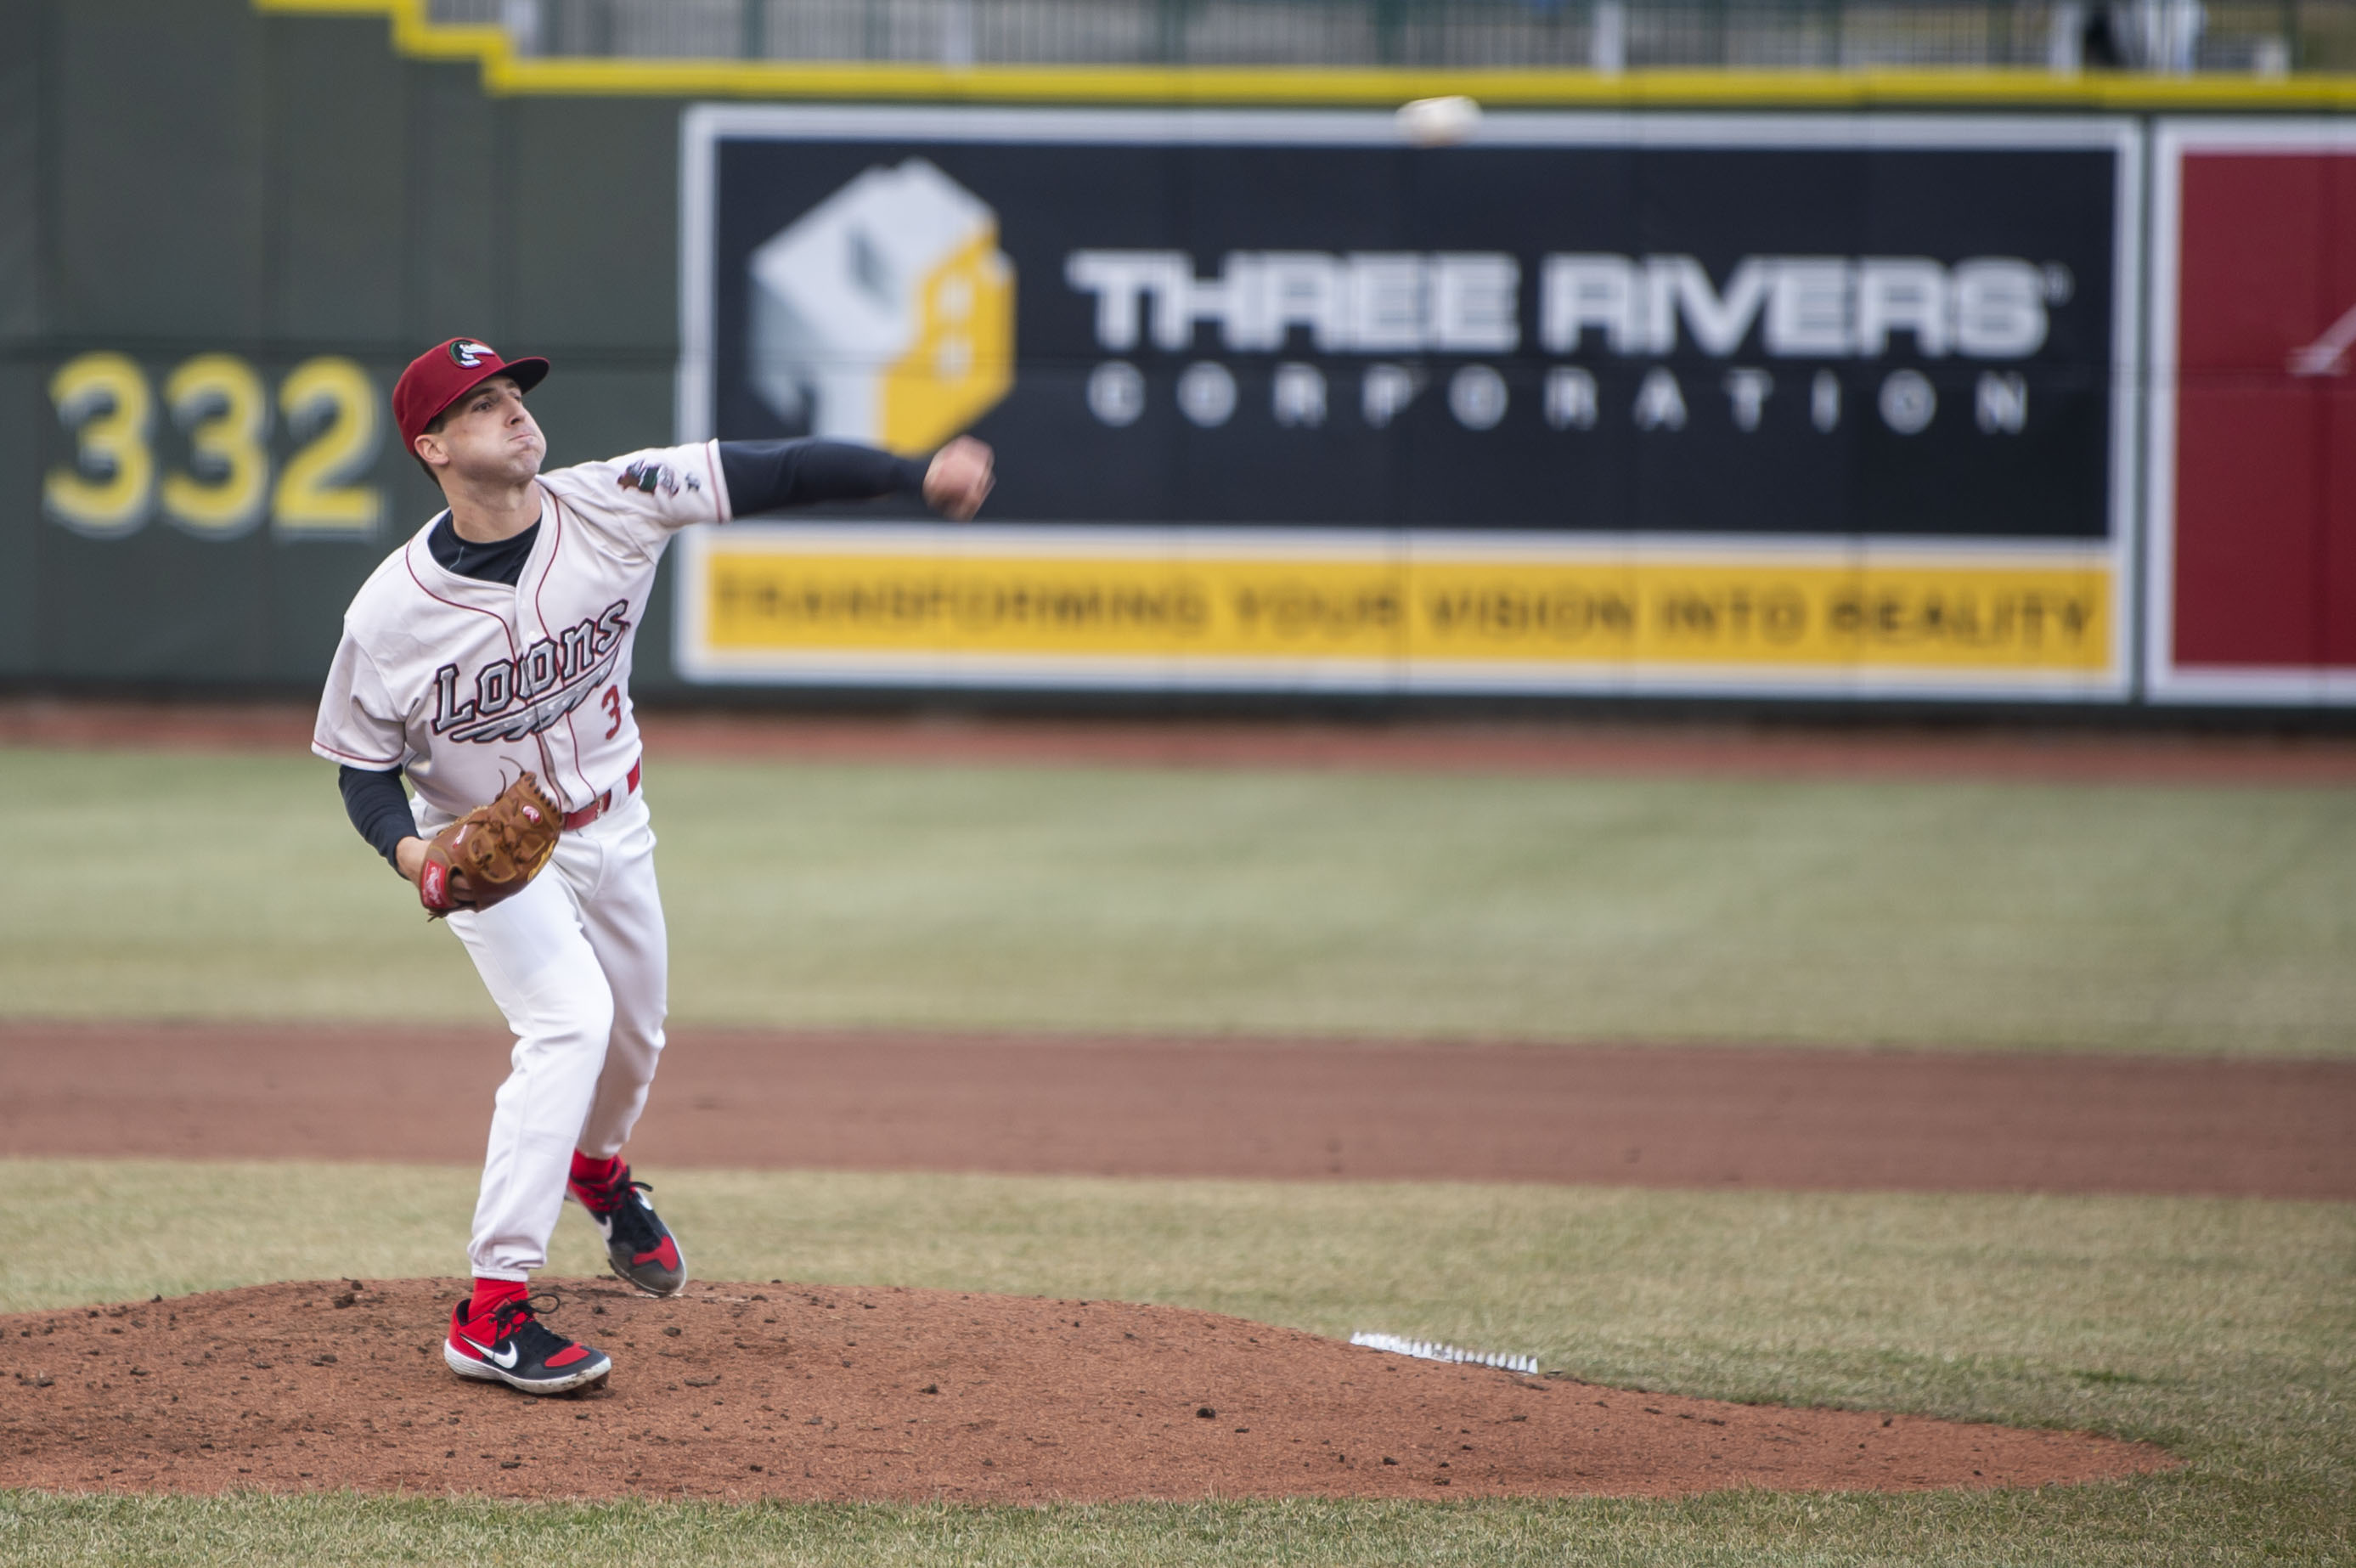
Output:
[{"xmin": 313, "ymin": 337, "xmax": 991, "ymax": 1395}]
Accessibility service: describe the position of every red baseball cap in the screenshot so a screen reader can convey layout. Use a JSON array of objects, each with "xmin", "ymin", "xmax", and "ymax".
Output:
[{"xmin": 392, "ymin": 337, "xmax": 550, "ymax": 449}]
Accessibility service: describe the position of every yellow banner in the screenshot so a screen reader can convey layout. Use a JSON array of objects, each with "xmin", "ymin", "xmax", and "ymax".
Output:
[{"xmin": 702, "ymin": 546, "xmax": 2111, "ymax": 673}]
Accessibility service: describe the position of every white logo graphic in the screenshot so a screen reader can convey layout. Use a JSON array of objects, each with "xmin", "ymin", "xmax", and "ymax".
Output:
[
  {"xmin": 1450, "ymin": 364, "xmax": 1510, "ymax": 430},
  {"xmin": 449, "ymin": 339, "xmax": 494, "ymax": 369},
  {"xmin": 1085, "ymin": 360, "xmax": 1145, "ymax": 426},
  {"xmin": 1062, "ymin": 251, "xmax": 2060, "ymax": 360},
  {"xmin": 1878, "ymin": 369, "xmax": 1938, "ymax": 434},
  {"xmin": 1176, "ymin": 362, "xmax": 1236, "ymax": 427},
  {"xmin": 2288, "ymin": 300, "xmax": 2356, "ymax": 377},
  {"xmin": 1065, "ymin": 250, "xmax": 2064, "ymax": 437},
  {"xmin": 461, "ymin": 1334, "xmax": 520, "ymax": 1370},
  {"xmin": 749, "ymin": 159, "xmax": 1015, "ymax": 454}
]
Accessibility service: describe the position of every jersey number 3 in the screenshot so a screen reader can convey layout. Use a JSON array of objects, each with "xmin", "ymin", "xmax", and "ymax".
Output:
[{"xmin": 601, "ymin": 686, "xmax": 623, "ymax": 740}]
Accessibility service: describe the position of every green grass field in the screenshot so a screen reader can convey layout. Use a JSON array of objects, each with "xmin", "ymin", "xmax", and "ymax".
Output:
[
  {"xmin": 5, "ymin": 747, "xmax": 2354, "ymax": 1053},
  {"xmin": 2, "ymin": 742, "xmax": 2351, "ymax": 1564},
  {"xmin": 1, "ymin": 1159, "xmax": 2349, "ymax": 1565}
]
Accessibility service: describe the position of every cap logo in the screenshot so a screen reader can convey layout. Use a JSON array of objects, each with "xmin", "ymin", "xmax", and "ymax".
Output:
[{"xmin": 448, "ymin": 340, "xmax": 495, "ymax": 369}]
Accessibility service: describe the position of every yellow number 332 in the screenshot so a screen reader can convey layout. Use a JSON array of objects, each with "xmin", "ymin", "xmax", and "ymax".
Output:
[{"xmin": 44, "ymin": 351, "xmax": 384, "ymax": 540}]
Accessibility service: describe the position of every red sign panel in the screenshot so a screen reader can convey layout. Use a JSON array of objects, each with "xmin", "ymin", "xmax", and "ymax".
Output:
[{"xmin": 2151, "ymin": 125, "xmax": 2356, "ymax": 702}]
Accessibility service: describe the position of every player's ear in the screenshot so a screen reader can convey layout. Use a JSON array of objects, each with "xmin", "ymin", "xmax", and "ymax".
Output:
[{"xmin": 413, "ymin": 431, "xmax": 448, "ymax": 471}]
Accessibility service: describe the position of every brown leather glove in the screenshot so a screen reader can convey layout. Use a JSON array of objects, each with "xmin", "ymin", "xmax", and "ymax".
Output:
[{"xmin": 418, "ymin": 772, "xmax": 562, "ymax": 918}]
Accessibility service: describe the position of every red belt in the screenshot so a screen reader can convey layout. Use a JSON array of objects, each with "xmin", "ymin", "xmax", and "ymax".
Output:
[{"xmin": 564, "ymin": 757, "xmax": 642, "ymax": 831}]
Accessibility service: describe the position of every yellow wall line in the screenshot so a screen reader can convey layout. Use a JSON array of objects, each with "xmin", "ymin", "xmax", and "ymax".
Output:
[{"xmin": 254, "ymin": 0, "xmax": 2356, "ymax": 106}]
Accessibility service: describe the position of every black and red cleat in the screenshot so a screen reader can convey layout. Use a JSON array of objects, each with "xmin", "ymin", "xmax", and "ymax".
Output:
[
  {"xmin": 443, "ymin": 1291, "xmax": 611, "ymax": 1395},
  {"xmin": 569, "ymin": 1165, "xmax": 689, "ymax": 1298}
]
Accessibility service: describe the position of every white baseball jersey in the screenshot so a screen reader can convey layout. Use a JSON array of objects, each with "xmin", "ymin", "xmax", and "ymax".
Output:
[{"xmin": 312, "ymin": 441, "xmax": 730, "ymax": 821}]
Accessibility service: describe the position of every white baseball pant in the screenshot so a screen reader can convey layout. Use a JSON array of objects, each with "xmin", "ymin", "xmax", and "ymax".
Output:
[{"xmin": 427, "ymin": 787, "xmax": 669, "ymax": 1282}]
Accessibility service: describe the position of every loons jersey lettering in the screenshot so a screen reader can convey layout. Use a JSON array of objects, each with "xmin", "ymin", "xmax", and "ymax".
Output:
[{"xmin": 431, "ymin": 600, "xmax": 631, "ymax": 744}]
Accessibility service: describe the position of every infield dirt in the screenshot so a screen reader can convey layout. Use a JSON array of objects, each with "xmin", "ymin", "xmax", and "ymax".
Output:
[
  {"xmin": 5, "ymin": 1022, "xmax": 2348, "ymax": 1199},
  {"xmin": 0, "ymin": 1278, "xmax": 2172, "ymax": 1502},
  {"xmin": 8, "ymin": 697, "xmax": 2356, "ymax": 786}
]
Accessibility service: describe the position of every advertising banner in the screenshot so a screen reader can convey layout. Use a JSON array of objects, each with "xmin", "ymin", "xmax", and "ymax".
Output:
[
  {"xmin": 2147, "ymin": 121, "xmax": 2356, "ymax": 705},
  {"xmin": 677, "ymin": 107, "xmax": 2139, "ymax": 697}
]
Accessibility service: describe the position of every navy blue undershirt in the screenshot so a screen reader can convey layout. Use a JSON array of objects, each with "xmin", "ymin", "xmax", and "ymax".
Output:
[
  {"xmin": 338, "ymin": 438, "xmax": 931, "ymax": 869},
  {"xmin": 429, "ymin": 514, "xmax": 540, "ymax": 584}
]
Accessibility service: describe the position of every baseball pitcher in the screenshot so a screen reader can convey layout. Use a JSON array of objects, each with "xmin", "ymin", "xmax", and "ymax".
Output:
[{"xmin": 313, "ymin": 338, "xmax": 992, "ymax": 1394}]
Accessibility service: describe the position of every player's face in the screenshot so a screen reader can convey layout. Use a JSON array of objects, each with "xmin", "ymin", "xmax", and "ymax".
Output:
[{"xmin": 416, "ymin": 376, "xmax": 546, "ymax": 486}]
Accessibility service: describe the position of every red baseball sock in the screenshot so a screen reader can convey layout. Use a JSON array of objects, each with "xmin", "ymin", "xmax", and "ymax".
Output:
[
  {"xmin": 468, "ymin": 1278, "xmax": 527, "ymax": 1320},
  {"xmin": 571, "ymin": 1150, "xmax": 624, "ymax": 1191}
]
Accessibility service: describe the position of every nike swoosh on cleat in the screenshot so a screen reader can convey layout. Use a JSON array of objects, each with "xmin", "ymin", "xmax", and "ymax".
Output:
[{"xmin": 459, "ymin": 1334, "xmax": 520, "ymax": 1370}]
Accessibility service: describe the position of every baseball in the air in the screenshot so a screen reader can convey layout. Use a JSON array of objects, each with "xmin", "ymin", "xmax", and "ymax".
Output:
[{"xmin": 1396, "ymin": 95, "xmax": 1482, "ymax": 147}]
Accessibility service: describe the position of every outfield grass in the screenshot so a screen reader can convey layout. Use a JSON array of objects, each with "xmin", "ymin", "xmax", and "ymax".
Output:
[
  {"xmin": 4, "ymin": 742, "xmax": 2350, "ymax": 1562},
  {"xmin": 2, "ymin": 1159, "xmax": 2349, "ymax": 1565},
  {"xmin": 4, "ymin": 747, "xmax": 2354, "ymax": 1055}
]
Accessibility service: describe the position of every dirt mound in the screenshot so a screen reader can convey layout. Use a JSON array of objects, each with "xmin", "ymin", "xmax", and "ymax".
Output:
[{"xmin": 0, "ymin": 1279, "xmax": 2167, "ymax": 1502}]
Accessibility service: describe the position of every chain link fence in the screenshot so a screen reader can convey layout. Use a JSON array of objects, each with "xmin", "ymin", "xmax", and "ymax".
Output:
[{"xmin": 427, "ymin": 0, "xmax": 2348, "ymax": 71}]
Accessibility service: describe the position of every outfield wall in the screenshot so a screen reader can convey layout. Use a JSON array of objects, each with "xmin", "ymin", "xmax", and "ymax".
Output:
[{"xmin": 6, "ymin": 0, "xmax": 2354, "ymax": 705}]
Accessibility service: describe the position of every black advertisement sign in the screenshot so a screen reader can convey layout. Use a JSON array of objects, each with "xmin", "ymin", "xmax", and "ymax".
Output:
[{"xmin": 678, "ymin": 110, "xmax": 2139, "ymax": 697}]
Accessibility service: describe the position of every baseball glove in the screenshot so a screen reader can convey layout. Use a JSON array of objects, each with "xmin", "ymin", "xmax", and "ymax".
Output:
[{"xmin": 418, "ymin": 772, "xmax": 562, "ymax": 917}]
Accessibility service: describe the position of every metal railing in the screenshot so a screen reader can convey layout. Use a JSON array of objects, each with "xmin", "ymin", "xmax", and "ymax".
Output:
[{"xmin": 429, "ymin": 0, "xmax": 2345, "ymax": 71}]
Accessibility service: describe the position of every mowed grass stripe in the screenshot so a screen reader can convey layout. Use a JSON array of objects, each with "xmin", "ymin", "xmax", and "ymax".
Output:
[
  {"xmin": 0, "ymin": 1491, "xmax": 2328, "ymax": 1568},
  {"xmin": 4, "ymin": 747, "xmax": 2353, "ymax": 1055},
  {"xmin": 0, "ymin": 1160, "xmax": 2348, "ymax": 1565}
]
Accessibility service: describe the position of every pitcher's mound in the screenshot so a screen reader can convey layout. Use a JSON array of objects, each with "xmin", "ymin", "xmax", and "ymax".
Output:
[{"xmin": 0, "ymin": 1279, "xmax": 2169, "ymax": 1501}]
